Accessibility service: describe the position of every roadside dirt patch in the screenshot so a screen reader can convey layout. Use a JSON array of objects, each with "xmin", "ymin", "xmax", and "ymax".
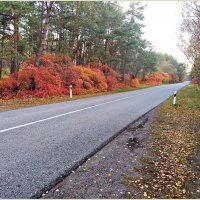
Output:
[
  {"xmin": 127, "ymin": 137, "xmax": 143, "ymax": 151},
  {"xmin": 123, "ymin": 86, "xmax": 200, "ymax": 199},
  {"xmin": 43, "ymin": 108, "xmax": 159, "ymax": 198}
]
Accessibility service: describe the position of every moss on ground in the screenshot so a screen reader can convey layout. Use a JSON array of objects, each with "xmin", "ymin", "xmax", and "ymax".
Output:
[{"xmin": 124, "ymin": 84, "xmax": 200, "ymax": 198}]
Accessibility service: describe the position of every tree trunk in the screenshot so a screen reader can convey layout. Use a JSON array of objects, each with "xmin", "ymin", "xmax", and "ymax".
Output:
[
  {"xmin": 57, "ymin": 8, "xmax": 64, "ymax": 53},
  {"xmin": 0, "ymin": 33, "xmax": 4, "ymax": 79},
  {"xmin": 50, "ymin": 34, "xmax": 54, "ymax": 53},
  {"xmin": 104, "ymin": 39, "xmax": 108, "ymax": 53},
  {"xmin": 70, "ymin": 2, "xmax": 81, "ymax": 63},
  {"xmin": 123, "ymin": 60, "xmax": 126, "ymax": 81},
  {"xmin": 35, "ymin": 1, "xmax": 54, "ymax": 67},
  {"xmin": 0, "ymin": 18, "xmax": 6, "ymax": 79},
  {"xmin": 134, "ymin": 62, "xmax": 140, "ymax": 78},
  {"xmin": 0, "ymin": 60, "xmax": 2, "ymax": 79},
  {"xmin": 58, "ymin": 31, "xmax": 62, "ymax": 52},
  {"xmin": 11, "ymin": 15, "xmax": 19, "ymax": 74},
  {"xmin": 76, "ymin": 35, "xmax": 83, "ymax": 65},
  {"xmin": 134, "ymin": 68, "xmax": 139, "ymax": 78},
  {"xmin": 122, "ymin": 48, "xmax": 128, "ymax": 81},
  {"xmin": 142, "ymin": 68, "xmax": 147, "ymax": 80},
  {"xmin": 194, "ymin": 63, "xmax": 200, "ymax": 86}
]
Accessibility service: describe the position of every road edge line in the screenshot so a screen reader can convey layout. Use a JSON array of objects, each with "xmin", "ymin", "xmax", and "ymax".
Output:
[{"xmin": 31, "ymin": 84, "xmax": 189, "ymax": 198}]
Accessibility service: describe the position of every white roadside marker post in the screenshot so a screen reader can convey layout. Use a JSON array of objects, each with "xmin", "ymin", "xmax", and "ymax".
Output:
[
  {"xmin": 173, "ymin": 91, "xmax": 177, "ymax": 105},
  {"xmin": 70, "ymin": 84, "xmax": 72, "ymax": 98}
]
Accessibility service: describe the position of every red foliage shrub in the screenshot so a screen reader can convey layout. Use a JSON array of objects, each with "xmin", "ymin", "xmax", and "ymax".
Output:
[
  {"xmin": 0, "ymin": 54, "xmax": 133, "ymax": 99},
  {"xmin": 106, "ymin": 75, "xmax": 126, "ymax": 91},
  {"xmin": 22, "ymin": 54, "xmax": 74, "ymax": 69},
  {"xmin": 142, "ymin": 72, "xmax": 171, "ymax": 85},
  {"xmin": 0, "ymin": 65, "xmax": 63, "ymax": 99},
  {"xmin": 124, "ymin": 74, "xmax": 131, "ymax": 85},
  {"xmin": 168, "ymin": 74, "xmax": 179, "ymax": 83},
  {"xmin": 22, "ymin": 54, "xmax": 74, "ymax": 81},
  {"xmin": 192, "ymin": 78, "xmax": 197, "ymax": 84},
  {"xmin": 101, "ymin": 64, "xmax": 128, "ymax": 90},
  {"xmin": 131, "ymin": 79, "xmax": 140, "ymax": 88}
]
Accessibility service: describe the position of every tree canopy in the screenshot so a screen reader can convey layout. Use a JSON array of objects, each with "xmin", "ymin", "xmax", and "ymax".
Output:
[
  {"xmin": 0, "ymin": 1, "xmax": 185, "ymax": 79},
  {"xmin": 180, "ymin": 1, "xmax": 200, "ymax": 85}
]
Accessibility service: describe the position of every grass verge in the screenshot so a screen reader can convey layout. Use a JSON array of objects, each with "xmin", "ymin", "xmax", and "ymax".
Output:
[
  {"xmin": 124, "ymin": 84, "xmax": 200, "ymax": 198},
  {"xmin": 0, "ymin": 84, "xmax": 155, "ymax": 111}
]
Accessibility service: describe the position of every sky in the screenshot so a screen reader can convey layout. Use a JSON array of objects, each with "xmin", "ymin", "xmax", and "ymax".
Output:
[{"xmin": 119, "ymin": 1, "xmax": 191, "ymax": 71}]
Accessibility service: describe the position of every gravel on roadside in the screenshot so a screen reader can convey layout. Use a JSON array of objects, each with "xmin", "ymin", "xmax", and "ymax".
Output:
[{"xmin": 43, "ymin": 107, "xmax": 159, "ymax": 199}]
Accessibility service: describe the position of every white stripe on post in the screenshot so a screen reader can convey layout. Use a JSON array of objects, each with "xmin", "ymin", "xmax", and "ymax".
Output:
[
  {"xmin": 173, "ymin": 91, "xmax": 177, "ymax": 105},
  {"xmin": 70, "ymin": 84, "xmax": 72, "ymax": 98}
]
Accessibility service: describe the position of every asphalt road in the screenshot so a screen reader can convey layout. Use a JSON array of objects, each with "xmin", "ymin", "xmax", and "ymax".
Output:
[{"xmin": 0, "ymin": 82, "xmax": 189, "ymax": 198}]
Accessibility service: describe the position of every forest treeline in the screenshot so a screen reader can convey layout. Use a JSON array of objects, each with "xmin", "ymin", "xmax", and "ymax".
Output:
[
  {"xmin": 180, "ymin": 1, "xmax": 200, "ymax": 86},
  {"xmin": 0, "ymin": 1, "xmax": 186, "ymax": 98}
]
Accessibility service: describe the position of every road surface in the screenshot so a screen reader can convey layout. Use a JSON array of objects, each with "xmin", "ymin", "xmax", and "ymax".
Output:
[{"xmin": 0, "ymin": 82, "xmax": 189, "ymax": 198}]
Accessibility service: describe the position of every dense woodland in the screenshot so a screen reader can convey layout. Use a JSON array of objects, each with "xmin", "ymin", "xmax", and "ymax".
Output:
[{"xmin": 0, "ymin": 1, "xmax": 187, "ymax": 99}]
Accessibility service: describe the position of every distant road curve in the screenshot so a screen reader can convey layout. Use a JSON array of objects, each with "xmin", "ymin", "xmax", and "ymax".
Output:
[{"xmin": 0, "ymin": 81, "xmax": 189, "ymax": 198}]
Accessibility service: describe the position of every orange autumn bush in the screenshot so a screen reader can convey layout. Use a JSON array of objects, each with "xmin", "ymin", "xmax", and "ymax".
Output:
[
  {"xmin": 142, "ymin": 72, "xmax": 171, "ymax": 85},
  {"xmin": 131, "ymin": 78, "xmax": 140, "ymax": 88},
  {"xmin": 0, "ymin": 74, "xmax": 19, "ymax": 99},
  {"xmin": 101, "ymin": 64, "xmax": 127, "ymax": 90},
  {"xmin": 72, "ymin": 66, "xmax": 108, "ymax": 94}
]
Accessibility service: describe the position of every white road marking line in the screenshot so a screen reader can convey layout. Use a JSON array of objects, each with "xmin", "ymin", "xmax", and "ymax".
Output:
[{"xmin": 0, "ymin": 91, "xmax": 152, "ymax": 133}]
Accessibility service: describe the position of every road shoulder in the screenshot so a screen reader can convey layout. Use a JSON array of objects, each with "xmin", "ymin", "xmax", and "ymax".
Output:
[
  {"xmin": 44, "ymin": 85, "xmax": 200, "ymax": 199},
  {"xmin": 43, "ymin": 107, "xmax": 159, "ymax": 198}
]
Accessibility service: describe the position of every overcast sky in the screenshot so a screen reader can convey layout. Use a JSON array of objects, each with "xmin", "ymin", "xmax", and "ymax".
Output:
[{"xmin": 119, "ymin": 1, "xmax": 191, "ymax": 70}]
